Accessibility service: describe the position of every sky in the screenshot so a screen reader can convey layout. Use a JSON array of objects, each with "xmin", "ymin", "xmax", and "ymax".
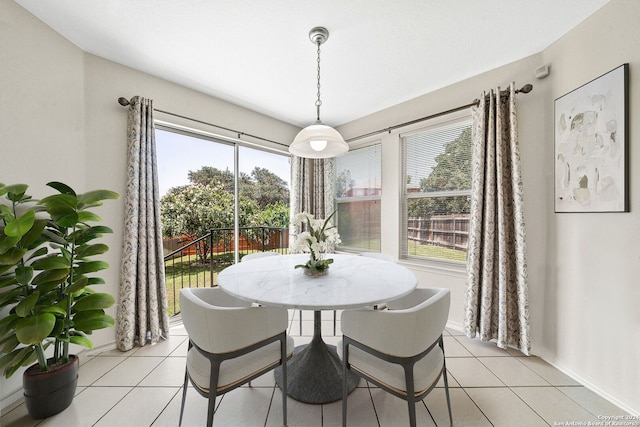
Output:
[{"xmin": 155, "ymin": 129, "xmax": 290, "ymax": 197}]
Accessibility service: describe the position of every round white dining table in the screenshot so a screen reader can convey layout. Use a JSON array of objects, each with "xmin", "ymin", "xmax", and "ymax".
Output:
[{"xmin": 217, "ymin": 253, "xmax": 418, "ymax": 404}]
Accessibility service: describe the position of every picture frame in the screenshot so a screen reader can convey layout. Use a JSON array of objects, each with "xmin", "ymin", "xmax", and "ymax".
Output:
[{"xmin": 554, "ymin": 63, "xmax": 629, "ymax": 213}]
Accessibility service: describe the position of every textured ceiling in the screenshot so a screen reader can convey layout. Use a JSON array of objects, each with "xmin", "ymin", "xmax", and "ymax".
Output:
[{"xmin": 16, "ymin": 0, "xmax": 608, "ymax": 127}]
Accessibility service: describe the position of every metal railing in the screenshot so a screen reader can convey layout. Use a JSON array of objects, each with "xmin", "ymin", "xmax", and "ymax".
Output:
[{"xmin": 163, "ymin": 226, "xmax": 289, "ymax": 316}]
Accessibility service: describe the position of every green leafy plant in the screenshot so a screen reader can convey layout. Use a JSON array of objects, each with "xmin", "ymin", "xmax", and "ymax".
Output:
[{"xmin": 0, "ymin": 182, "xmax": 119, "ymax": 378}]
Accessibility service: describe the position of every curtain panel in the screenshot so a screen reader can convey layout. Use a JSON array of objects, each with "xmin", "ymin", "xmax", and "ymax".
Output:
[
  {"xmin": 289, "ymin": 156, "xmax": 335, "ymax": 250},
  {"xmin": 116, "ymin": 96, "xmax": 170, "ymax": 351},
  {"xmin": 464, "ymin": 83, "xmax": 531, "ymax": 355}
]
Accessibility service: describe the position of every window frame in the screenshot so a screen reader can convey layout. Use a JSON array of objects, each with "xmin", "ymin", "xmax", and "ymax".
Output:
[
  {"xmin": 398, "ymin": 109, "xmax": 473, "ymax": 266},
  {"xmin": 334, "ymin": 140, "xmax": 383, "ymax": 254},
  {"xmin": 154, "ymin": 121, "xmax": 291, "ymax": 263}
]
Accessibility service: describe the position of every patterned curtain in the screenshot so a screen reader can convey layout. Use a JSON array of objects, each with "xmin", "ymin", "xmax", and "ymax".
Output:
[
  {"xmin": 464, "ymin": 83, "xmax": 530, "ymax": 355},
  {"xmin": 289, "ymin": 156, "xmax": 335, "ymax": 249},
  {"xmin": 116, "ymin": 96, "xmax": 170, "ymax": 351}
]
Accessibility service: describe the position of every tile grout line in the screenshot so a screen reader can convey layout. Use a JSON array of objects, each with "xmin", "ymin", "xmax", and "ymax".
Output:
[
  {"xmin": 81, "ymin": 352, "xmax": 129, "ymax": 388},
  {"xmin": 448, "ymin": 330, "xmax": 588, "ymax": 427},
  {"xmin": 448, "ymin": 333, "xmax": 535, "ymax": 427},
  {"xmin": 456, "ymin": 382, "xmax": 496, "ymax": 427},
  {"xmin": 451, "ymin": 334, "xmax": 508, "ymax": 389},
  {"xmin": 261, "ymin": 385, "xmax": 277, "ymax": 427},
  {"xmin": 553, "ymin": 385, "xmax": 609, "ymax": 422},
  {"xmin": 92, "ymin": 336, "xmax": 187, "ymax": 425},
  {"xmin": 507, "ymin": 386, "xmax": 554, "ymax": 426},
  {"xmin": 421, "ymin": 399, "xmax": 438, "ymax": 426},
  {"xmin": 150, "ymin": 387, "xmax": 183, "ymax": 427},
  {"xmin": 365, "ymin": 380, "xmax": 382, "ymax": 427},
  {"xmin": 89, "ymin": 348, "xmax": 149, "ymax": 426}
]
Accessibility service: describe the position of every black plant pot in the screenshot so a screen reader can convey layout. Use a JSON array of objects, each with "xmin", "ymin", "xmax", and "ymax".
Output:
[{"xmin": 23, "ymin": 355, "xmax": 79, "ymax": 419}]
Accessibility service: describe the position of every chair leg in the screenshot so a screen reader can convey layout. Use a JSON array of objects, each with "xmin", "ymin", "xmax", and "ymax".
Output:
[
  {"xmin": 179, "ymin": 368, "xmax": 189, "ymax": 426},
  {"xmin": 333, "ymin": 310, "xmax": 337, "ymax": 335},
  {"xmin": 407, "ymin": 399, "xmax": 417, "ymax": 427},
  {"xmin": 281, "ymin": 335, "xmax": 288, "ymax": 427},
  {"xmin": 442, "ymin": 365, "xmax": 453, "ymax": 426},
  {"xmin": 206, "ymin": 392, "xmax": 216, "ymax": 427},
  {"xmin": 342, "ymin": 340, "xmax": 349, "ymax": 427},
  {"xmin": 299, "ymin": 310, "xmax": 303, "ymax": 336},
  {"xmin": 405, "ymin": 366, "xmax": 417, "ymax": 427},
  {"xmin": 441, "ymin": 337, "xmax": 453, "ymax": 426},
  {"xmin": 206, "ymin": 365, "xmax": 220, "ymax": 427},
  {"xmin": 443, "ymin": 372, "xmax": 453, "ymax": 426}
]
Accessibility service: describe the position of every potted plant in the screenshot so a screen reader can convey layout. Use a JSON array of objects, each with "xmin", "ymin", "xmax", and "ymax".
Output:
[
  {"xmin": 291, "ymin": 211, "xmax": 341, "ymax": 276},
  {"xmin": 0, "ymin": 182, "xmax": 118, "ymax": 419}
]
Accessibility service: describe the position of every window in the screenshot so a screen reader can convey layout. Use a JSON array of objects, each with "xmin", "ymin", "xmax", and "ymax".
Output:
[
  {"xmin": 334, "ymin": 143, "xmax": 382, "ymax": 251},
  {"xmin": 155, "ymin": 127, "xmax": 290, "ymax": 256},
  {"xmin": 401, "ymin": 115, "xmax": 472, "ymax": 263},
  {"xmin": 155, "ymin": 127, "xmax": 290, "ymax": 315}
]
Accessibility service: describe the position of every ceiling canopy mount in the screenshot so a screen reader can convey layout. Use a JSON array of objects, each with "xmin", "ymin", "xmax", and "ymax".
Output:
[{"xmin": 309, "ymin": 26, "xmax": 329, "ymax": 45}]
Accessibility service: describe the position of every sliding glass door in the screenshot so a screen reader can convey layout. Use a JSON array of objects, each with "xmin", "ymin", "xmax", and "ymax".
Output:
[{"xmin": 154, "ymin": 127, "xmax": 290, "ymax": 314}]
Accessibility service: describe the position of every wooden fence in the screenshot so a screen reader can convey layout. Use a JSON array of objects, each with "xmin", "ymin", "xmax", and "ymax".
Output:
[{"xmin": 407, "ymin": 215, "xmax": 469, "ymax": 251}]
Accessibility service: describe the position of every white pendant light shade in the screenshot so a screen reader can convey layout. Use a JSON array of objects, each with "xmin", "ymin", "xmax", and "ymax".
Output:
[
  {"xmin": 289, "ymin": 122, "xmax": 349, "ymax": 158},
  {"xmin": 288, "ymin": 26, "xmax": 349, "ymax": 159}
]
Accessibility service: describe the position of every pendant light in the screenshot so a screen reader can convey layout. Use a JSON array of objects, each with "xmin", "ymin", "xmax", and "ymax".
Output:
[{"xmin": 289, "ymin": 27, "xmax": 349, "ymax": 159}]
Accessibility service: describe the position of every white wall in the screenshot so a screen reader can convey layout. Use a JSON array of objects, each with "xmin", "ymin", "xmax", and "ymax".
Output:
[
  {"xmin": 0, "ymin": 1, "xmax": 86, "ymax": 191},
  {"xmin": 1, "ymin": 0, "xmax": 88, "ymax": 404},
  {"xmin": 1, "ymin": 0, "xmax": 299, "ymax": 407},
  {"xmin": 539, "ymin": 0, "xmax": 640, "ymax": 415},
  {"xmin": 338, "ymin": 0, "xmax": 639, "ymax": 414}
]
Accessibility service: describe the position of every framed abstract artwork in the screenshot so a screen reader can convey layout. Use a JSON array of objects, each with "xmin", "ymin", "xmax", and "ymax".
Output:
[{"xmin": 554, "ymin": 63, "xmax": 629, "ymax": 213}]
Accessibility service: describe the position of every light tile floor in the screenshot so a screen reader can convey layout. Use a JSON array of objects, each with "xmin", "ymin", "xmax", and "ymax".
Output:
[{"xmin": 1, "ymin": 311, "xmax": 629, "ymax": 427}]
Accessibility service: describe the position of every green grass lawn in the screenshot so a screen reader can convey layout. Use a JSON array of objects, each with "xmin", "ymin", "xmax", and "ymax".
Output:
[
  {"xmin": 338, "ymin": 237, "xmax": 381, "ymax": 252},
  {"xmin": 164, "ymin": 250, "xmax": 288, "ymax": 316},
  {"xmin": 164, "ymin": 253, "xmax": 234, "ymax": 316},
  {"xmin": 407, "ymin": 241, "xmax": 467, "ymax": 262},
  {"xmin": 342, "ymin": 237, "xmax": 466, "ymax": 262}
]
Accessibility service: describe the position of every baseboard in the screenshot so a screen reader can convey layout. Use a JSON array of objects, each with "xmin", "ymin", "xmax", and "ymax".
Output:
[
  {"xmin": 445, "ymin": 320, "xmax": 464, "ymax": 333},
  {"xmin": 84, "ymin": 340, "xmax": 118, "ymax": 357},
  {"xmin": 0, "ymin": 341, "xmax": 119, "ymax": 413},
  {"xmin": 534, "ymin": 348, "xmax": 639, "ymax": 416},
  {"xmin": 1, "ymin": 389, "xmax": 25, "ymax": 415},
  {"xmin": 443, "ymin": 323, "xmax": 637, "ymax": 415}
]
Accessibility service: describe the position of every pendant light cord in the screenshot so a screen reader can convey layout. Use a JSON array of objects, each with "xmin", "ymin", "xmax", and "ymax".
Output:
[{"xmin": 315, "ymin": 40, "xmax": 322, "ymax": 122}]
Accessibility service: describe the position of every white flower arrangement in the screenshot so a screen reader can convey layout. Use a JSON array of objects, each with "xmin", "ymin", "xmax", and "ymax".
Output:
[{"xmin": 292, "ymin": 211, "xmax": 341, "ymax": 274}]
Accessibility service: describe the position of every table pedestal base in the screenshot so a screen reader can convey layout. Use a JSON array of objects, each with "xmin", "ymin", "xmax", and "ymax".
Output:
[{"xmin": 274, "ymin": 311, "xmax": 359, "ymax": 404}]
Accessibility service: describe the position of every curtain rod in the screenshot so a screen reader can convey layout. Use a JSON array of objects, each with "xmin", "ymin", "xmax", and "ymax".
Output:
[
  {"xmin": 118, "ymin": 82, "xmax": 532, "ymax": 148},
  {"xmin": 345, "ymin": 83, "xmax": 533, "ymax": 143},
  {"xmin": 117, "ymin": 97, "xmax": 289, "ymax": 148}
]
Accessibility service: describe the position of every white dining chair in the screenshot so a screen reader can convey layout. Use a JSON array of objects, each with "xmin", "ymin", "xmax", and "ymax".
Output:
[
  {"xmin": 241, "ymin": 251, "xmax": 281, "ymax": 262},
  {"xmin": 179, "ymin": 287, "xmax": 294, "ymax": 427},
  {"xmin": 338, "ymin": 288, "xmax": 453, "ymax": 427},
  {"xmin": 360, "ymin": 251, "xmax": 394, "ymax": 262},
  {"xmin": 331, "ymin": 252, "xmax": 394, "ymax": 334},
  {"xmin": 360, "ymin": 251, "xmax": 394, "ymax": 312},
  {"xmin": 240, "ymin": 251, "xmax": 305, "ymax": 334}
]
